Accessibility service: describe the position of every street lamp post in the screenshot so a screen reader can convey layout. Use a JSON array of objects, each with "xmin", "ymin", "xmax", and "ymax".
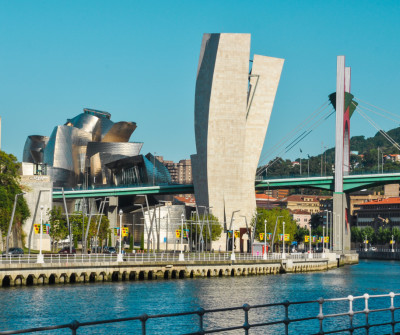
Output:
[
  {"xmin": 231, "ymin": 218, "xmax": 236, "ymax": 261},
  {"xmin": 282, "ymin": 221, "xmax": 286, "ymax": 259},
  {"xmin": 263, "ymin": 219, "xmax": 267, "ymax": 260},
  {"xmin": 392, "ymin": 234, "xmax": 394, "ymax": 253},
  {"xmin": 271, "ymin": 216, "xmax": 283, "ymax": 253},
  {"xmin": 308, "ymin": 223, "xmax": 312, "ymax": 259},
  {"xmin": 37, "ymin": 205, "xmax": 44, "ymax": 264},
  {"xmin": 227, "ymin": 210, "xmax": 240, "ymax": 252},
  {"xmin": 179, "ymin": 213, "xmax": 185, "ymax": 261},
  {"xmin": 322, "ymin": 226, "xmax": 326, "ymax": 257},
  {"xmin": 364, "ymin": 235, "xmax": 367, "ymax": 251},
  {"xmin": 330, "ymin": 211, "xmax": 333, "ymax": 251},
  {"xmin": 6, "ymin": 192, "xmax": 25, "ymax": 254},
  {"xmin": 117, "ymin": 209, "xmax": 123, "ymax": 262}
]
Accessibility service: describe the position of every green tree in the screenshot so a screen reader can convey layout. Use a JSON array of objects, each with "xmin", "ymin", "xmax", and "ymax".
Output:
[
  {"xmin": 0, "ymin": 151, "xmax": 30, "ymax": 249},
  {"xmin": 90, "ymin": 215, "xmax": 110, "ymax": 249},
  {"xmin": 190, "ymin": 214, "xmax": 222, "ymax": 242},
  {"xmin": 294, "ymin": 226, "xmax": 309, "ymax": 243},
  {"xmin": 351, "ymin": 226, "xmax": 362, "ymax": 243},
  {"xmin": 310, "ymin": 213, "xmax": 323, "ymax": 229},
  {"xmin": 376, "ymin": 227, "xmax": 391, "ymax": 244},
  {"xmin": 361, "ymin": 227, "xmax": 376, "ymax": 244},
  {"xmin": 252, "ymin": 208, "xmax": 297, "ymax": 246},
  {"xmin": 68, "ymin": 212, "xmax": 110, "ymax": 251},
  {"xmin": 393, "ymin": 228, "xmax": 400, "ymax": 245},
  {"xmin": 47, "ymin": 207, "xmax": 68, "ymax": 251}
]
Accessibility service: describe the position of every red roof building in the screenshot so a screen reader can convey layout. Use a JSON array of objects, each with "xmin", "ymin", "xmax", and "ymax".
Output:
[{"xmin": 354, "ymin": 197, "xmax": 400, "ymax": 230}]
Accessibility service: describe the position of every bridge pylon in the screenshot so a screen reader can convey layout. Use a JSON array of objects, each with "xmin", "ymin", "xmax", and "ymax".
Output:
[{"xmin": 332, "ymin": 56, "xmax": 353, "ymax": 254}]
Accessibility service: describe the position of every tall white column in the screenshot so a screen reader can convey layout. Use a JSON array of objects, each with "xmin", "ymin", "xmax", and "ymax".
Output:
[
  {"xmin": 333, "ymin": 56, "xmax": 347, "ymax": 254},
  {"xmin": 37, "ymin": 206, "xmax": 44, "ymax": 264}
]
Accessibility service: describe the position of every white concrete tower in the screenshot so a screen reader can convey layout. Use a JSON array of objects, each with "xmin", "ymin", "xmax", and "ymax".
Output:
[{"xmin": 191, "ymin": 33, "xmax": 284, "ymax": 251}]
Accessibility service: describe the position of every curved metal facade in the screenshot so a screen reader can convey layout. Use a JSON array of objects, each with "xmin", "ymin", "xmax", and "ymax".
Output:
[
  {"xmin": 22, "ymin": 135, "xmax": 49, "ymax": 163},
  {"xmin": 86, "ymin": 142, "xmax": 143, "ymax": 159},
  {"xmin": 23, "ymin": 108, "xmax": 145, "ymax": 188}
]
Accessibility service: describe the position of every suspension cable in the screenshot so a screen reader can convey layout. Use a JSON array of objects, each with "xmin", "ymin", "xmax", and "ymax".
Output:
[
  {"xmin": 354, "ymin": 101, "xmax": 400, "ymax": 124},
  {"xmin": 355, "ymin": 97, "xmax": 400, "ymax": 121},
  {"xmin": 258, "ymin": 100, "xmax": 330, "ymax": 165},
  {"xmin": 257, "ymin": 108, "xmax": 335, "ymax": 176},
  {"xmin": 355, "ymin": 103, "xmax": 400, "ymax": 151}
]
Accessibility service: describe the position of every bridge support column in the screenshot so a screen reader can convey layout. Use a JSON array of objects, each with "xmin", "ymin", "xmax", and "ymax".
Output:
[
  {"xmin": 333, "ymin": 193, "xmax": 351, "ymax": 254},
  {"xmin": 107, "ymin": 197, "xmax": 118, "ymax": 247},
  {"xmin": 333, "ymin": 56, "xmax": 352, "ymax": 255}
]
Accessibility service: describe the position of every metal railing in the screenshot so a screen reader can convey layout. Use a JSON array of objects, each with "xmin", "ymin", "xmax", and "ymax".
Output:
[
  {"xmin": 1, "ymin": 292, "xmax": 399, "ymax": 334},
  {"xmin": 256, "ymin": 169, "xmax": 400, "ymax": 181},
  {"xmin": 0, "ymin": 252, "xmax": 326, "ymax": 265}
]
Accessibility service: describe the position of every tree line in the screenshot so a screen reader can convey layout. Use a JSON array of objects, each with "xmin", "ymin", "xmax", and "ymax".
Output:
[
  {"xmin": 0, "ymin": 151, "xmax": 30, "ymax": 249},
  {"xmin": 259, "ymin": 126, "xmax": 400, "ymax": 177},
  {"xmin": 351, "ymin": 226, "xmax": 400, "ymax": 246}
]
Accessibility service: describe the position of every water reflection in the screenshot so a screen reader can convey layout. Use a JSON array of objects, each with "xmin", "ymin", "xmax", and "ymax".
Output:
[{"xmin": 0, "ymin": 260, "xmax": 399, "ymax": 334}]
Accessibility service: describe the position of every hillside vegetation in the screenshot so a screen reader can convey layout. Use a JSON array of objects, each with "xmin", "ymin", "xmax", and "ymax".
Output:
[{"xmin": 260, "ymin": 127, "xmax": 400, "ymax": 178}]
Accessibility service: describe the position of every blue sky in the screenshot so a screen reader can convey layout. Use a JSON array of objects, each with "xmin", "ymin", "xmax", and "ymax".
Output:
[{"xmin": 1, "ymin": 1, "xmax": 399, "ymax": 164}]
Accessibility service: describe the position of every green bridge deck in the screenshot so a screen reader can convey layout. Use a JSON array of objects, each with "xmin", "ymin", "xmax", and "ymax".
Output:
[{"xmin": 52, "ymin": 173, "xmax": 400, "ymax": 199}]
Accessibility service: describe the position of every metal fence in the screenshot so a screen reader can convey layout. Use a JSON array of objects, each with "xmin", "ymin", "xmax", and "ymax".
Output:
[
  {"xmin": 0, "ymin": 252, "xmax": 325, "ymax": 265},
  {"xmin": 1, "ymin": 292, "xmax": 399, "ymax": 334}
]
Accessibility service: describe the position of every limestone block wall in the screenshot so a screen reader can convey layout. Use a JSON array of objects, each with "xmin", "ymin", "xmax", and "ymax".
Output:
[
  {"xmin": 20, "ymin": 175, "xmax": 53, "ymax": 251},
  {"xmin": 191, "ymin": 33, "xmax": 284, "ymax": 250}
]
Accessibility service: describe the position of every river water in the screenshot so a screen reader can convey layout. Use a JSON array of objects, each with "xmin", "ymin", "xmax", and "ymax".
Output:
[{"xmin": 0, "ymin": 260, "xmax": 400, "ymax": 334}]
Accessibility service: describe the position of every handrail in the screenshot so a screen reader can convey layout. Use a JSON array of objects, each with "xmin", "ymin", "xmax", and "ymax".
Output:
[
  {"xmin": 0, "ymin": 252, "xmax": 325, "ymax": 265},
  {"xmin": 1, "ymin": 292, "xmax": 398, "ymax": 334}
]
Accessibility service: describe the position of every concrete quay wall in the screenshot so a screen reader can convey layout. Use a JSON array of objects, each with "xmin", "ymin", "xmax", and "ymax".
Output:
[
  {"xmin": 0, "ymin": 255, "xmax": 356, "ymax": 287},
  {"xmin": 358, "ymin": 251, "xmax": 400, "ymax": 261}
]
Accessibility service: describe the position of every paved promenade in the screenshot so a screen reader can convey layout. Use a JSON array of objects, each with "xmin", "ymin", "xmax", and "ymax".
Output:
[{"xmin": 0, "ymin": 252, "xmax": 358, "ymax": 287}]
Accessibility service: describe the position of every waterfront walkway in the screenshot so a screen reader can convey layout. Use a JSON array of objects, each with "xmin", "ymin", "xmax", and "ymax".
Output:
[
  {"xmin": 0, "ymin": 252, "xmax": 358, "ymax": 287},
  {"xmin": 0, "ymin": 252, "xmax": 326, "ymax": 265}
]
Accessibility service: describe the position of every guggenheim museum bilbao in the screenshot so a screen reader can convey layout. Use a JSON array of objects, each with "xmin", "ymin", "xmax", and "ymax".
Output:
[
  {"xmin": 22, "ymin": 108, "xmax": 170, "ymax": 188},
  {"xmin": 21, "ymin": 108, "xmax": 172, "ymax": 250},
  {"xmin": 20, "ymin": 33, "xmax": 283, "ymax": 252}
]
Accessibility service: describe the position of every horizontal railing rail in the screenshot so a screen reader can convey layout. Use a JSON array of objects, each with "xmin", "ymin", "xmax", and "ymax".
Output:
[
  {"xmin": 0, "ymin": 251, "xmax": 327, "ymax": 265},
  {"xmin": 1, "ymin": 292, "xmax": 398, "ymax": 334}
]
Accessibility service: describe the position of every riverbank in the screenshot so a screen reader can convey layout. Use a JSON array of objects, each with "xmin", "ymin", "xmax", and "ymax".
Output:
[
  {"xmin": 358, "ymin": 250, "xmax": 400, "ymax": 260},
  {"xmin": 0, "ymin": 252, "xmax": 358, "ymax": 287}
]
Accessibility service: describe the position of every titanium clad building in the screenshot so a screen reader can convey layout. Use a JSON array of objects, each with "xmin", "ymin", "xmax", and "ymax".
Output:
[{"xmin": 22, "ymin": 108, "xmax": 171, "ymax": 188}]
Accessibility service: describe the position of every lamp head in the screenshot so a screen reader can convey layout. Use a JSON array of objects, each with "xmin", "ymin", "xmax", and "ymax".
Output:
[
  {"xmin": 40, "ymin": 205, "xmax": 44, "ymax": 210},
  {"xmin": 119, "ymin": 209, "xmax": 123, "ymax": 215}
]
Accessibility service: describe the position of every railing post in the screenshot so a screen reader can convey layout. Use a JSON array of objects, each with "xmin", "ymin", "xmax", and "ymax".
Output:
[
  {"xmin": 363, "ymin": 293, "xmax": 370, "ymax": 335},
  {"xmin": 284, "ymin": 300, "xmax": 290, "ymax": 335},
  {"xmin": 197, "ymin": 308, "xmax": 205, "ymax": 333},
  {"xmin": 140, "ymin": 313, "xmax": 148, "ymax": 335},
  {"xmin": 389, "ymin": 292, "xmax": 395, "ymax": 335},
  {"xmin": 317, "ymin": 298, "xmax": 324, "ymax": 335},
  {"xmin": 348, "ymin": 295, "xmax": 354, "ymax": 334},
  {"xmin": 69, "ymin": 320, "xmax": 80, "ymax": 335},
  {"xmin": 243, "ymin": 304, "xmax": 251, "ymax": 335}
]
